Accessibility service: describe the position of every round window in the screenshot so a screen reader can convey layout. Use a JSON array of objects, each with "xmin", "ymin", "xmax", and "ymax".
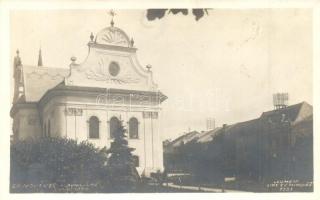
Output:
[{"xmin": 109, "ymin": 61, "xmax": 120, "ymax": 76}]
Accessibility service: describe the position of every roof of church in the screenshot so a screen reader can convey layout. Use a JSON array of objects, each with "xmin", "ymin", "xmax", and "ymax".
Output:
[
  {"xmin": 38, "ymin": 81, "xmax": 167, "ymax": 104},
  {"xmin": 14, "ymin": 21, "xmax": 163, "ymax": 105},
  {"xmin": 22, "ymin": 65, "xmax": 69, "ymax": 102}
]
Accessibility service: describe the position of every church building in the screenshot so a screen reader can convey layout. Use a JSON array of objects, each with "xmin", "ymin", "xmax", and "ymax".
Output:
[{"xmin": 10, "ymin": 17, "xmax": 167, "ymax": 175}]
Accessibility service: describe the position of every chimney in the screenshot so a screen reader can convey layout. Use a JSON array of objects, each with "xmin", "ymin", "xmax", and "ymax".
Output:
[
  {"xmin": 206, "ymin": 117, "xmax": 215, "ymax": 130},
  {"xmin": 273, "ymin": 93, "xmax": 289, "ymax": 110},
  {"xmin": 37, "ymin": 48, "xmax": 43, "ymax": 67}
]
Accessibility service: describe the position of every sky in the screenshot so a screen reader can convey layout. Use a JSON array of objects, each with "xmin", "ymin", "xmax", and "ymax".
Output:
[{"xmin": 10, "ymin": 9, "xmax": 313, "ymax": 140}]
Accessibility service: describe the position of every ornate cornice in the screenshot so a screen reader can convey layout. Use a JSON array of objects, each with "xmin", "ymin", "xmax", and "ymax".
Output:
[
  {"xmin": 88, "ymin": 42, "xmax": 137, "ymax": 53},
  {"xmin": 38, "ymin": 83, "xmax": 167, "ymax": 110}
]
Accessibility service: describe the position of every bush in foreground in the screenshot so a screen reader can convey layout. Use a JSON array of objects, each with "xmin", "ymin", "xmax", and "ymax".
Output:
[{"xmin": 10, "ymin": 137, "xmax": 110, "ymax": 192}]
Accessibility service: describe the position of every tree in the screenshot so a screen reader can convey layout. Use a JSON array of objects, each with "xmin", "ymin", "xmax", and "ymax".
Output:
[
  {"xmin": 146, "ymin": 9, "xmax": 209, "ymax": 21},
  {"xmin": 106, "ymin": 120, "xmax": 140, "ymax": 192}
]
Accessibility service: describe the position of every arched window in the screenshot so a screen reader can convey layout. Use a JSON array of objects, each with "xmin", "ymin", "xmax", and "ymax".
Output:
[
  {"xmin": 89, "ymin": 116, "xmax": 100, "ymax": 139},
  {"xmin": 110, "ymin": 117, "xmax": 121, "ymax": 139},
  {"xmin": 133, "ymin": 155, "xmax": 139, "ymax": 167},
  {"xmin": 129, "ymin": 117, "xmax": 139, "ymax": 139}
]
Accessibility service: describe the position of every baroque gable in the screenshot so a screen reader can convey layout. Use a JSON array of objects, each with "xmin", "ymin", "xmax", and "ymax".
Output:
[{"xmin": 65, "ymin": 26, "xmax": 158, "ymax": 92}]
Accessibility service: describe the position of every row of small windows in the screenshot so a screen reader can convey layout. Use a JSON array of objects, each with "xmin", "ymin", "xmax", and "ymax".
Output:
[
  {"xmin": 41, "ymin": 118, "xmax": 140, "ymax": 167},
  {"xmin": 41, "ymin": 117, "xmax": 139, "ymax": 139},
  {"xmin": 89, "ymin": 116, "xmax": 139, "ymax": 139}
]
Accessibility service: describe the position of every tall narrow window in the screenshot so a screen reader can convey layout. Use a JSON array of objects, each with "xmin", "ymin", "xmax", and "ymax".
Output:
[
  {"xmin": 44, "ymin": 123, "xmax": 46, "ymax": 137},
  {"xmin": 129, "ymin": 117, "xmax": 139, "ymax": 139},
  {"xmin": 133, "ymin": 155, "xmax": 139, "ymax": 167},
  {"xmin": 110, "ymin": 117, "xmax": 121, "ymax": 139},
  {"xmin": 48, "ymin": 120, "xmax": 51, "ymax": 137},
  {"xmin": 89, "ymin": 116, "xmax": 100, "ymax": 139}
]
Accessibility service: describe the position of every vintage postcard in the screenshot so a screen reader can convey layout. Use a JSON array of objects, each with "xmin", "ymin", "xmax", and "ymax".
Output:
[{"xmin": 0, "ymin": 1, "xmax": 319, "ymax": 200}]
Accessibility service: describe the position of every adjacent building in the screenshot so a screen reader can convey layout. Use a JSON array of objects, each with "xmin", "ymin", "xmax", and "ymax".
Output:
[{"xmin": 164, "ymin": 102, "xmax": 313, "ymax": 184}]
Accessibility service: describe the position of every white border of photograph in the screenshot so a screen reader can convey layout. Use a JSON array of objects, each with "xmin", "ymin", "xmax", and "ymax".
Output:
[{"xmin": 0, "ymin": 0, "xmax": 319, "ymax": 200}]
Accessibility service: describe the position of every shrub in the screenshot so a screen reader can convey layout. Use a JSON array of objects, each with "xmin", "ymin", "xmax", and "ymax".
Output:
[{"xmin": 10, "ymin": 137, "xmax": 110, "ymax": 192}]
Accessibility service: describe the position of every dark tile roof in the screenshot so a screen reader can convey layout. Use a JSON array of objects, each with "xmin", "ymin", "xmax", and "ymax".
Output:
[
  {"xmin": 22, "ymin": 65, "xmax": 69, "ymax": 102},
  {"xmin": 21, "ymin": 65, "xmax": 168, "ymax": 103},
  {"xmin": 168, "ymin": 102, "xmax": 313, "ymax": 146},
  {"xmin": 170, "ymin": 131, "xmax": 200, "ymax": 147},
  {"xmin": 260, "ymin": 102, "xmax": 312, "ymax": 124},
  {"xmin": 197, "ymin": 127, "xmax": 222, "ymax": 143}
]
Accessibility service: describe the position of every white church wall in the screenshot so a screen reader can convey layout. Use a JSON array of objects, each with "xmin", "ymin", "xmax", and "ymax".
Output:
[
  {"xmin": 143, "ymin": 116, "xmax": 154, "ymax": 171},
  {"xmin": 13, "ymin": 93, "xmax": 163, "ymax": 176},
  {"xmin": 127, "ymin": 111, "xmax": 146, "ymax": 171},
  {"xmin": 56, "ymin": 105, "xmax": 67, "ymax": 138},
  {"xmin": 151, "ymin": 116, "xmax": 164, "ymax": 172},
  {"xmin": 42, "ymin": 99, "xmax": 60, "ymax": 138},
  {"xmin": 40, "ymin": 92, "xmax": 164, "ymax": 175}
]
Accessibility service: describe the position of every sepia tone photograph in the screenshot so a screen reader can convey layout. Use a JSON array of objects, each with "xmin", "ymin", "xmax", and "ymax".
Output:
[{"xmin": 7, "ymin": 7, "xmax": 314, "ymax": 194}]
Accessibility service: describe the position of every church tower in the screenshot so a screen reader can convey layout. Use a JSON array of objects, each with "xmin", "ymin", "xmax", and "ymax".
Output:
[{"xmin": 13, "ymin": 49, "xmax": 24, "ymax": 103}]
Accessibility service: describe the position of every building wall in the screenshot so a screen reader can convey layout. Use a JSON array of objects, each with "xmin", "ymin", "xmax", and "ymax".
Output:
[
  {"xmin": 39, "ymin": 94, "xmax": 163, "ymax": 175},
  {"xmin": 12, "ymin": 106, "xmax": 42, "ymax": 140},
  {"xmin": 164, "ymin": 103, "xmax": 313, "ymax": 184}
]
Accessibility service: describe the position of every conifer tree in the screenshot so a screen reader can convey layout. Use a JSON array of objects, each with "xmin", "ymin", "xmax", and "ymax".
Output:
[{"xmin": 106, "ymin": 120, "xmax": 140, "ymax": 192}]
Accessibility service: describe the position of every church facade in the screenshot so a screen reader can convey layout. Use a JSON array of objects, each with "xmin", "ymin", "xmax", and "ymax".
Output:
[{"xmin": 10, "ymin": 20, "xmax": 167, "ymax": 175}]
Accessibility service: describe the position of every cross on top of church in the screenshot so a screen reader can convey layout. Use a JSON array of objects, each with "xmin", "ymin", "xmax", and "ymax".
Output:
[
  {"xmin": 108, "ymin": 10, "xmax": 117, "ymax": 27},
  {"xmin": 146, "ymin": 64, "xmax": 152, "ymax": 71}
]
